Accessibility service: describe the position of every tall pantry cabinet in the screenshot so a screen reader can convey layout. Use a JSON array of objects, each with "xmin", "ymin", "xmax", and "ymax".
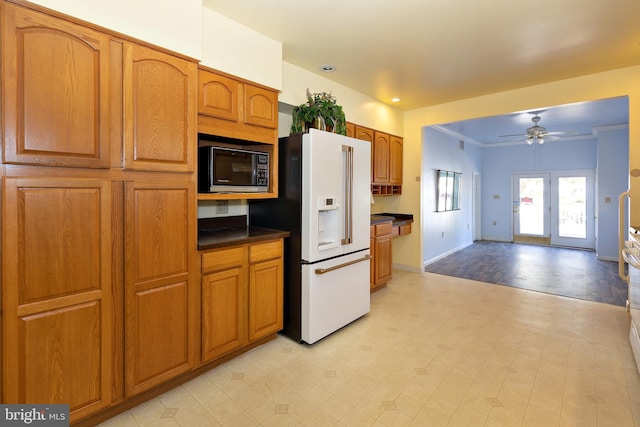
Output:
[{"xmin": 1, "ymin": 0, "xmax": 197, "ymax": 422}]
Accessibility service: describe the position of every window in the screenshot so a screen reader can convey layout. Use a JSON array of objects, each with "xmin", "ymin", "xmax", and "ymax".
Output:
[{"xmin": 436, "ymin": 170, "xmax": 461, "ymax": 212}]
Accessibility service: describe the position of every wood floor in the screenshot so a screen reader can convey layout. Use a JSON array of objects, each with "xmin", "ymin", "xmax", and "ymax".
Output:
[{"xmin": 425, "ymin": 240, "xmax": 629, "ymax": 307}]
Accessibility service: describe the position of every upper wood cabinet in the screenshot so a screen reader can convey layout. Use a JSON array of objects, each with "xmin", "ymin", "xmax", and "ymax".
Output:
[
  {"xmin": 1, "ymin": 2, "xmax": 114, "ymax": 168},
  {"xmin": 123, "ymin": 43, "xmax": 197, "ymax": 173},
  {"xmin": 198, "ymin": 71, "xmax": 239, "ymax": 121},
  {"xmin": 2, "ymin": 176, "xmax": 113, "ymax": 422},
  {"xmin": 390, "ymin": 135, "xmax": 403, "ymax": 185},
  {"xmin": 197, "ymin": 67, "xmax": 278, "ymax": 145},
  {"xmin": 346, "ymin": 122, "xmax": 355, "ymax": 138},
  {"xmin": 349, "ymin": 122, "xmax": 403, "ymax": 195},
  {"xmin": 373, "ymin": 131, "xmax": 390, "ymax": 184},
  {"xmin": 196, "ymin": 67, "xmax": 279, "ymax": 200},
  {"xmin": 354, "ymin": 125, "xmax": 374, "ymax": 143},
  {"xmin": 244, "ymin": 84, "xmax": 278, "ymax": 129},
  {"xmin": 353, "ymin": 125, "xmax": 374, "ymax": 184}
]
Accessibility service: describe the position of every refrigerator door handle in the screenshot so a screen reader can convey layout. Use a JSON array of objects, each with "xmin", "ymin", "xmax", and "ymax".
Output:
[
  {"xmin": 341, "ymin": 145, "xmax": 354, "ymax": 245},
  {"xmin": 619, "ymin": 190, "xmax": 631, "ymax": 283},
  {"xmin": 315, "ymin": 254, "xmax": 371, "ymax": 275}
]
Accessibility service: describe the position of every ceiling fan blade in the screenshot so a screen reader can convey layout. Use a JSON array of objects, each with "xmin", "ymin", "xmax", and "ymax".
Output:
[
  {"xmin": 499, "ymin": 133, "xmax": 525, "ymax": 138},
  {"xmin": 544, "ymin": 130, "xmax": 580, "ymax": 136}
]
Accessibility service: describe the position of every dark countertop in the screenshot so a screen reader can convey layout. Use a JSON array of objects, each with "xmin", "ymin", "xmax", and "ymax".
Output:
[
  {"xmin": 370, "ymin": 214, "xmax": 395, "ymax": 225},
  {"xmin": 371, "ymin": 213, "xmax": 414, "ymax": 226},
  {"xmin": 198, "ymin": 215, "xmax": 289, "ymax": 251},
  {"xmin": 199, "ymin": 226, "xmax": 289, "ymax": 251}
]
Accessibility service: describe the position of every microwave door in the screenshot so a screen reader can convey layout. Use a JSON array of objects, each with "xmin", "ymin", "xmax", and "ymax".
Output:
[{"xmin": 215, "ymin": 151, "xmax": 252, "ymax": 186}]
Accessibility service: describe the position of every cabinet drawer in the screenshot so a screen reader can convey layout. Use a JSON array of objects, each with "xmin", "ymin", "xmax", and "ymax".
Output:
[
  {"xmin": 249, "ymin": 240, "xmax": 282, "ymax": 263},
  {"xmin": 399, "ymin": 223, "xmax": 411, "ymax": 235},
  {"xmin": 375, "ymin": 222, "xmax": 393, "ymax": 237},
  {"xmin": 202, "ymin": 246, "xmax": 246, "ymax": 273}
]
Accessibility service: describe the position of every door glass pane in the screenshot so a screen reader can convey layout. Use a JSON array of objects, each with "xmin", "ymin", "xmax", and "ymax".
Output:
[
  {"xmin": 519, "ymin": 178, "xmax": 544, "ymax": 235},
  {"xmin": 558, "ymin": 177, "xmax": 586, "ymax": 238}
]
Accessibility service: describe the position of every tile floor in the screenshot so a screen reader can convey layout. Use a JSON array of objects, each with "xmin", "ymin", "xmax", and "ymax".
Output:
[
  {"xmin": 425, "ymin": 241, "xmax": 629, "ymax": 307},
  {"xmin": 100, "ymin": 271, "xmax": 640, "ymax": 426}
]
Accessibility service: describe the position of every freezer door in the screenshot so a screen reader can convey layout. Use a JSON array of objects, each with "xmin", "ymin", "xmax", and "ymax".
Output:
[
  {"xmin": 301, "ymin": 129, "xmax": 371, "ymax": 262},
  {"xmin": 301, "ymin": 250, "xmax": 371, "ymax": 344}
]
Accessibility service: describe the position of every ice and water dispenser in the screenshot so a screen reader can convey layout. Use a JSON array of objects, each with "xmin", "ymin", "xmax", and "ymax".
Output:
[{"xmin": 316, "ymin": 196, "xmax": 341, "ymax": 250}]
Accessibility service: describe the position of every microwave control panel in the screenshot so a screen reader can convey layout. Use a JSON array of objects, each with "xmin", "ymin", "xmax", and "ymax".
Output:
[{"xmin": 256, "ymin": 154, "xmax": 269, "ymax": 185}]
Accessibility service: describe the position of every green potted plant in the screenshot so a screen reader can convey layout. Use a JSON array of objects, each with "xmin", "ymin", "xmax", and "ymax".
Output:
[{"xmin": 290, "ymin": 89, "xmax": 346, "ymax": 135}]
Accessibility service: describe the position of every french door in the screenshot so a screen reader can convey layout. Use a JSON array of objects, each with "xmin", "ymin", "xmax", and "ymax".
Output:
[{"xmin": 513, "ymin": 170, "xmax": 595, "ymax": 249}]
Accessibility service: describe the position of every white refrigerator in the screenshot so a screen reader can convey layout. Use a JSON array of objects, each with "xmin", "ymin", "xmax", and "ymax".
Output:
[
  {"xmin": 250, "ymin": 128, "xmax": 371, "ymax": 344},
  {"xmin": 619, "ymin": 191, "xmax": 640, "ymax": 375}
]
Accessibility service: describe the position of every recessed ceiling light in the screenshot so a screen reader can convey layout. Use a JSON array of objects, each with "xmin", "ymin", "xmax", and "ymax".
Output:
[
  {"xmin": 391, "ymin": 98, "xmax": 401, "ymax": 103},
  {"xmin": 319, "ymin": 65, "xmax": 336, "ymax": 73}
]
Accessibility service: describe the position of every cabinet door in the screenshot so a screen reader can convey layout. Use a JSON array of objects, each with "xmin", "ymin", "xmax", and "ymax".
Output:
[
  {"xmin": 124, "ymin": 181, "xmax": 196, "ymax": 396},
  {"xmin": 375, "ymin": 234, "xmax": 393, "ymax": 286},
  {"xmin": 198, "ymin": 69, "xmax": 240, "ymax": 121},
  {"xmin": 373, "ymin": 131, "xmax": 390, "ymax": 184},
  {"xmin": 248, "ymin": 254, "xmax": 283, "ymax": 341},
  {"xmin": 244, "ymin": 84, "xmax": 278, "ymax": 129},
  {"xmin": 123, "ymin": 43, "xmax": 197, "ymax": 172},
  {"xmin": 202, "ymin": 267, "xmax": 246, "ymax": 362},
  {"xmin": 354, "ymin": 125, "xmax": 374, "ymax": 143},
  {"xmin": 354, "ymin": 126, "xmax": 374, "ymax": 184},
  {"xmin": 2, "ymin": 177, "xmax": 113, "ymax": 421},
  {"xmin": 345, "ymin": 122, "xmax": 356, "ymax": 138},
  {"xmin": 370, "ymin": 235, "xmax": 375, "ymax": 289},
  {"xmin": 390, "ymin": 136, "xmax": 403, "ymax": 184},
  {"xmin": 2, "ymin": 3, "xmax": 112, "ymax": 168}
]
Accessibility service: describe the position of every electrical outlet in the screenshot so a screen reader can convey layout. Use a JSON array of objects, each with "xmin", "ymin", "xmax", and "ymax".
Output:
[{"xmin": 215, "ymin": 200, "xmax": 229, "ymax": 214}]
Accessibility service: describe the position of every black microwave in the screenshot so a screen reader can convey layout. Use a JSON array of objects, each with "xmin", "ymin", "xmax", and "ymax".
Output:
[{"xmin": 198, "ymin": 146, "xmax": 269, "ymax": 193}]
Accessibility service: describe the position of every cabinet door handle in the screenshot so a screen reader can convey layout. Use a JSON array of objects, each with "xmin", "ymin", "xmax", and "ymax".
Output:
[{"xmin": 314, "ymin": 254, "xmax": 371, "ymax": 275}]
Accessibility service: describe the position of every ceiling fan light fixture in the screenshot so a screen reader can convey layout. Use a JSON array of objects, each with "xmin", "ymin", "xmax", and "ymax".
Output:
[{"xmin": 524, "ymin": 115, "xmax": 547, "ymax": 145}]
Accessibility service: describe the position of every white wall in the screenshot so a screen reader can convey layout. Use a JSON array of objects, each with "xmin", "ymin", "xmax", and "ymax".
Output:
[
  {"xmin": 280, "ymin": 62, "xmax": 404, "ymax": 137},
  {"xmin": 201, "ymin": 7, "xmax": 282, "ymax": 90},
  {"xmin": 596, "ymin": 126, "xmax": 630, "ymax": 261},
  {"xmin": 480, "ymin": 138, "xmax": 598, "ymax": 242},
  {"xmin": 28, "ymin": 0, "xmax": 202, "ymax": 59},
  {"xmin": 422, "ymin": 128, "xmax": 482, "ymax": 265}
]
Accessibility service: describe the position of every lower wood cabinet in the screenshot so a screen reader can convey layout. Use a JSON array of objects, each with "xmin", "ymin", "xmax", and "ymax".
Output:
[
  {"xmin": 201, "ymin": 239, "xmax": 283, "ymax": 363},
  {"xmin": 370, "ymin": 221, "xmax": 393, "ymax": 292},
  {"xmin": 124, "ymin": 181, "xmax": 197, "ymax": 397},
  {"xmin": 201, "ymin": 246, "xmax": 247, "ymax": 362},
  {"xmin": 2, "ymin": 176, "xmax": 114, "ymax": 420}
]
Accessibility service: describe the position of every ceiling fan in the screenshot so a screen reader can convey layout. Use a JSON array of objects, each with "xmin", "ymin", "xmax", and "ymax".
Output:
[{"xmin": 500, "ymin": 113, "xmax": 574, "ymax": 145}]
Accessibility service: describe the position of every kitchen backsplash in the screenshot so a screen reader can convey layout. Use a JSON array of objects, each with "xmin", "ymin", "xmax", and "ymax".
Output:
[{"xmin": 197, "ymin": 199, "xmax": 248, "ymax": 218}]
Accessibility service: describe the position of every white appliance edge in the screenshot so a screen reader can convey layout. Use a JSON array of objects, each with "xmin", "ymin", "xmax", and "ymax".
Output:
[{"xmin": 623, "ymin": 248, "xmax": 640, "ymax": 375}]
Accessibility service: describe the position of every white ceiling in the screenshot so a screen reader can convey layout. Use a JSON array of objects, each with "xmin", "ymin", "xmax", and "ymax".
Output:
[{"xmin": 203, "ymin": 0, "xmax": 637, "ymax": 142}]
